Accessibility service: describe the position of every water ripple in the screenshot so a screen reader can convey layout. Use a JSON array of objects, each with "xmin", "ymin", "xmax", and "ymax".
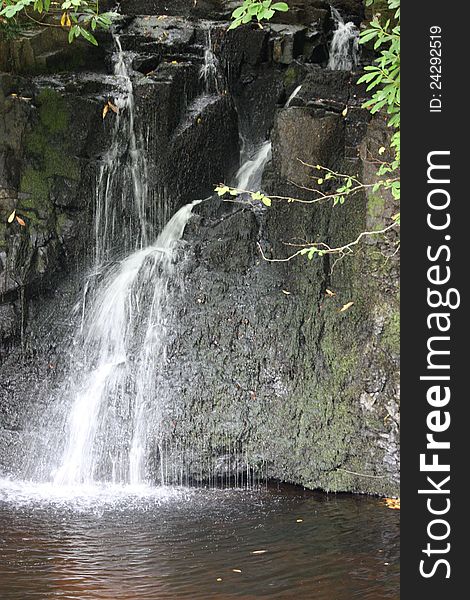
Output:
[{"xmin": 0, "ymin": 482, "xmax": 399, "ymax": 600}]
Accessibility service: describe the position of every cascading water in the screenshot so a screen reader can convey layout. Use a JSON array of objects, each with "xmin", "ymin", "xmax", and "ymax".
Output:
[
  {"xmin": 234, "ymin": 141, "xmax": 272, "ymax": 191},
  {"xmin": 17, "ymin": 36, "xmax": 201, "ymax": 489},
  {"xmin": 53, "ymin": 201, "xmax": 200, "ymax": 487},
  {"xmin": 94, "ymin": 36, "xmax": 149, "ymax": 265},
  {"xmin": 285, "ymin": 85, "xmax": 302, "ymax": 108},
  {"xmin": 199, "ymin": 24, "xmax": 220, "ymax": 94},
  {"xmin": 327, "ymin": 7, "xmax": 360, "ymax": 71}
]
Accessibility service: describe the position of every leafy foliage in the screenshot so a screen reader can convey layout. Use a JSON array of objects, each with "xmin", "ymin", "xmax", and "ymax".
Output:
[
  {"xmin": 358, "ymin": 0, "xmax": 400, "ymax": 200},
  {"xmin": 0, "ymin": 1, "xmax": 116, "ymax": 45},
  {"xmin": 229, "ymin": 0, "xmax": 289, "ymax": 30}
]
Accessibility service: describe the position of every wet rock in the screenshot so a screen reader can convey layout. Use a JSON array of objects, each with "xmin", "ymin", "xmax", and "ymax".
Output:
[
  {"xmin": 168, "ymin": 95, "xmax": 240, "ymax": 203},
  {"xmin": 111, "ymin": 0, "xmax": 233, "ymax": 19},
  {"xmin": 273, "ymin": 107, "xmax": 344, "ymax": 186},
  {"xmin": 0, "ymin": 27, "xmax": 106, "ymax": 75},
  {"xmin": 0, "ymin": 303, "xmax": 17, "ymax": 349},
  {"xmin": 330, "ymin": 0, "xmax": 365, "ymax": 25},
  {"xmin": 270, "ymin": 24, "xmax": 308, "ymax": 65}
]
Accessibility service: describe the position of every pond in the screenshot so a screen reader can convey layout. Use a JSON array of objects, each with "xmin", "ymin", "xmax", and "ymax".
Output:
[{"xmin": 0, "ymin": 481, "xmax": 399, "ymax": 600}]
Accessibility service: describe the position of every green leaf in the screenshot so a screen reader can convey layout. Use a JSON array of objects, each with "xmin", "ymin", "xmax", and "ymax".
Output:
[
  {"xmin": 232, "ymin": 6, "xmax": 246, "ymax": 18},
  {"xmin": 228, "ymin": 17, "xmax": 243, "ymax": 30},
  {"xmin": 79, "ymin": 27, "xmax": 98, "ymax": 46},
  {"xmin": 271, "ymin": 2, "xmax": 289, "ymax": 10}
]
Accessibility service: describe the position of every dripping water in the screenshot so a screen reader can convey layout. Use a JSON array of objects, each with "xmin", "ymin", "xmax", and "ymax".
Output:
[
  {"xmin": 234, "ymin": 141, "xmax": 272, "ymax": 191},
  {"xmin": 285, "ymin": 84, "xmax": 302, "ymax": 108},
  {"xmin": 94, "ymin": 36, "xmax": 150, "ymax": 266},
  {"xmin": 199, "ymin": 24, "xmax": 220, "ymax": 94},
  {"xmin": 327, "ymin": 7, "xmax": 360, "ymax": 71}
]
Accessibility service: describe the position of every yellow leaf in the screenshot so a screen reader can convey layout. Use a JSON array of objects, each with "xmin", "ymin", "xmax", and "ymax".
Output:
[
  {"xmin": 16, "ymin": 215, "xmax": 26, "ymax": 227},
  {"xmin": 7, "ymin": 210, "xmax": 16, "ymax": 224},
  {"xmin": 384, "ymin": 497, "xmax": 400, "ymax": 510},
  {"xmin": 171, "ymin": 60, "xmax": 178, "ymax": 64},
  {"xmin": 60, "ymin": 12, "xmax": 66, "ymax": 27},
  {"xmin": 66, "ymin": 14, "xmax": 71, "ymax": 28},
  {"xmin": 261, "ymin": 196, "xmax": 272, "ymax": 207},
  {"xmin": 325, "ymin": 289, "xmax": 336, "ymax": 297},
  {"xmin": 378, "ymin": 146, "xmax": 386, "ymax": 155},
  {"xmin": 339, "ymin": 301, "xmax": 354, "ymax": 313},
  {"xmin": 107, "ymin": 100, "xmax": 119, "ymax": 114},
  {"xmin": 102, "ymin": 104, "xmax": 109, "ymax": 119},
  {"xmin": 342, "ymin": 106, "xmax": 348, "ymax": 117}
]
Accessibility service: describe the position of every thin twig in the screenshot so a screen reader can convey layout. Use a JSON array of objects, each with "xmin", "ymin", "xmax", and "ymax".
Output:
[{"xmin": 257, "ymin": 223, "xmax": 398, "ymax": 263}]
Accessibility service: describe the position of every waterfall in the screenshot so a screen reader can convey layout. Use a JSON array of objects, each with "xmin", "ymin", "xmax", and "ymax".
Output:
[
  {"xmin": 199, "ymin": 25, "xmax": 220, "ymax": 94},
  {"xmin": 327, "ymin": 7, "xmax": 360, "ymax": 71},
  {"xmin": 18, "ymin": 35, "xmax": 201, "ymax": 488},
  {"xmin": 53, "ymin": 201, "xmax": 200, "ymax": 487},
  {"xmin": 285, "ymin": 85, "xmax": 302, "ymax": 108},
  {"xmin": 234, "ymin": 141, "xmax": 272, "ymax": 191},
  {"xmin": 94, "ymin": 36, "xmax": 149, "ymax": 265}
]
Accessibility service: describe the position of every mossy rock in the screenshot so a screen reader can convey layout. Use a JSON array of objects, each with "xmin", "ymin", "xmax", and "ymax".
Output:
[{"xmin": 19, "ymin": 89, "xmax": 79, "ymax": 213}]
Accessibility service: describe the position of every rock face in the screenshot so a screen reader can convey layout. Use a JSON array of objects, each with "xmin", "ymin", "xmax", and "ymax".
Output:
[
  {"xmin": 158, "ymin": 69, "xmax": 399, "ymax": 495},
  {"xmin": 0, "ymin": 2, "xmax": 400, "ymax": 495}
]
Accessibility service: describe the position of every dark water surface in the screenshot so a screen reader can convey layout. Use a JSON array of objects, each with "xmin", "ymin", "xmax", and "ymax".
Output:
[{"xmin": 0, "ymin": 481, "xmax": 399, "ymax": 600}]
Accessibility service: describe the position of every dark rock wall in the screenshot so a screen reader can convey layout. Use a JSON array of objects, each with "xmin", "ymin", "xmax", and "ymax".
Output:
[
  {"xmin": 159, "ymin": 76, "xmax": 399, "ymax": 496},
  {"xmin": 0, "ymin": 1, "xmax": 400, "ymax": 495}
]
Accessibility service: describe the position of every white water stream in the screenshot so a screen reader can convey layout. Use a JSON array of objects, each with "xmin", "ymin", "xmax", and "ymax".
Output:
[
  {"xmin": 327, "ymin": 7, "xmax": 360, "ymax": 71},
  {"xmin": 94, "ymin": 36, "xmax": 149, "ymax": 265},
  {"xmin": 16, "ymin": 38, "xmax": 202, "ymax": 489},
  {"xmin": 234, "ymin": 141, "xmax": 272, "ymax": 191},
  {"xmin": 53, "ymin": 201, "xmax": 200, "ymax": 487},
  {"xmin": 199, "ymin": 24, "xmax": 220, "ymax": 94}
]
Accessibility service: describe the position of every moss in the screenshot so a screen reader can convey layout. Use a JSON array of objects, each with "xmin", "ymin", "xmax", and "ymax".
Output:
[
  {"xmin": 37, "ymin": 88, "xmax": 69, "ymax": 133},
  {"xmin": 20, "ymin": 167, "xmax": 50, "ymax": 206},
  {"xmin": 55, "ymin": 212, "xmax": 69, "ymax": 236},
  {"xmin": 284, "ymin": 64, "xmax": 300, "ymax": 88},
  {"xmin": 20, "ymin": 88, "xmax": 79, "ymax": 209},
  {"xmin": 367, "ymin": 193, "xmax": 385, "ymax": 219},
  {"xmin": 25, "ymin": 130, "xmax": 47, "ymax": 155},
  {"xmin": 44, "ymin": 146, "xmax": 80, "ymax": 180},
  {"xmin": 382, "ymin": 309, "xmax": 400, "ymax": 354}
]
